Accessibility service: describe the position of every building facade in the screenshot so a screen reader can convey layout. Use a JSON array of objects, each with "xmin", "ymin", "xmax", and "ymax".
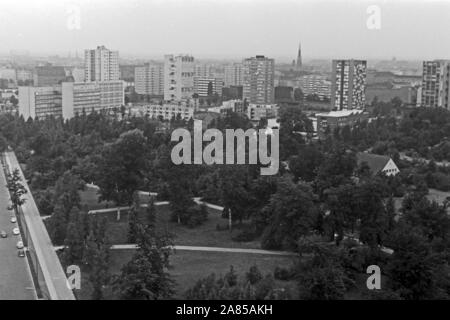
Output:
[
  {"xmin": 18, "ymin": 86, "xmax": 62, "ymax": 119},
  {"xmin": 84, "ymin": 46, "xmax": 120, "ymax": 82},
  {"xmin": 134, "ymin": 63, "xmax": 164, "ymax": 96},
  {"xmin": 164, "ymin": 54, "xmax": 195, "ymax": 102},
  {"xmin": 316, "ymin": 109, "xmax": 368, "ymax": 139},
  {"xmin": 331, "ymin": 59, "xmax": 367, "ymax": 110},
  {"xmin": 19, "ymin": 81, "xmax": 124, "ymax": 120},
  {"xmin": 33, "ymin": 65, "xmax": 67, "ymax": 87},
  {"xmin": 62, "ymin": 80, "xmax": 124, "ymax": 119},
  {"xmin": 193, "ymin": 76, "xmax": 224, "ymax": 97},
  {"xmin": 144, "ymin": 104, "xmax": 194, "ymax": 120},
  {"xmin": 242, "ymin": 56, "xmax": 275, "ymax": 105},
  {"xmin": 420, "ymin": 60, "xmax": 450, "ymax": 109},
  {"xmin": 247, "ymin": 104, "xmax": 278, "ymax": 121},
  {"xmin": 298, "ymin": 75, "xmax": 331, "ymax": 100},
  {"xmin": 224, "ymin": 63, "xmax": 244, "ymax": 87}
]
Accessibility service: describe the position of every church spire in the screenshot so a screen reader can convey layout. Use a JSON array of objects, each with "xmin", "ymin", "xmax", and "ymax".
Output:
[{"xmin": 296, "ymin": 42, "xmax": 302, "ymax": 70}]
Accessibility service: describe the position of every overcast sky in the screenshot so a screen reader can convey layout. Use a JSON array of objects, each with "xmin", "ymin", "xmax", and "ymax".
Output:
[{"xmin": 0, "ymin": 0, "xmax": 449, "ymax": 61}]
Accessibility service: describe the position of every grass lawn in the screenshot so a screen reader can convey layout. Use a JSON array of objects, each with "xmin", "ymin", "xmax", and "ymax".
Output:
[
  {"xmin": 75, "ymin": 248, "xmax": 297, "ymax": 300},
  {"xmin": 79, "ymin": 186, "xmax": 263, "ymax": 249}
]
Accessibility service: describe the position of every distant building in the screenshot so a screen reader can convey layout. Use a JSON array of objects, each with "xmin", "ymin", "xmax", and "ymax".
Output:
[
  {"xmin": 194, "ymin": 64, "xmax": 213, "ymax": 78},
  {"xmin": 356, "ymin": 152, "xmax": 400, "ymax": 176},
  {"xmin": 224, "ymin": 63, "xmax": 244, "ymax": 86},
  {"xmin": 62, "ymin": 80, "xmax": 124, "ymax": 119},
  {"xmin": 84, "ymin": 45, "xmax": 120, "ymax": 82},
  {"xmin": 18, "ymin": 86, "xmax": 62, "ymax": 119},
  {"xmin": 207, "ymin": 99, "xmax": 244, "ymax": 114},
  {"xmin": 19, "ymin": 80, "xmax": 124, "ymax": 120},
  {"xmin": 70, "ymin": 67, "xmax": 85, "ymax": 82},
  {"xmin": 331, "ymin": 59, "xmax": 367, "ymax": 110},
  {"xmin": 243, "ymin": 55, "xmax": 275, "ymax": 105},
  {"xmin": 194, "ymin": 76, "xmax": 223, "ymax": 97},
  {"xmin": 34, "ymin": 65, "xmax": 66, "ymax": 86},
  {"xmin": 247, "ymin": 104, "xmax": 278, "ymax": 121},
  {"xmin": 134, "ymin": 63, "xmax": 164, "ymax": 96},
  {"xmin": 298, "ymin": 75, "xmax": 331, "ymax": 100},
  {"xmin": 144, "ymin": 104, "xmax": 194, "ymax": 120},
  {"xmin": 316, "ymin": 109, "xmax": 368, "ymax": 139},
  {"xmin": 16, "ymin": 69, "xmax": 33, "ymax": 83},
  {"xmin": 420, "ymin": 60, "xmax": 450, "ymax": 109},
  {"xmin": 164, "ymin": 54, "xmax": 195, "ymax": 102}
]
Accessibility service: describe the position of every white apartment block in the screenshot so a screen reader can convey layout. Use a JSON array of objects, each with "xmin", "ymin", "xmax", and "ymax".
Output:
[
  {"xmin": 62, "ymin": 80, "xmax": 124, "ymax": 119},
  {"xmin": 193, "ymin": 76, "xmax": 224, "ymax": 97},
  {"xmin": 19, "ymin": 80, "xmax": 124, "ymax": 120},
  {"xmin": 224, "ymin": 63, "xmax": 243, "ymax": 86},
  {"xmin": 144, "ymin": 104, "xmax": 194, "ymax": 121},
  {"xmin": 18, "ymin": 86, "xmax": 62, "ymax": 119},
  {"xmin": 243, "ymin": 56, "xmax": 275, "ymax": 105},
  {"xmin": 421, "ymin": 60, "xmax": 450, "ymax": 109},
  {"xmin": 298, "ymin": 75, "xmax": 331, "ymax": 100},
  {"xmin": 135, "ymin": 63, "xmax": 164, "ymax": 96},
  {"xmin": 85, "ymin": 46, "xmax": 120, "ymax": 82},
  {"xmin": 164, "ymin": 54, "xmax": 195, "ymax": 102}
]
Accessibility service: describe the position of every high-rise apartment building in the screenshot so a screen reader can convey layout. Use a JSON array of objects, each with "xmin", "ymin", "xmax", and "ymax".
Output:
[
  {"xmin": 164, "ymin": 54, "xmax": 195, "ymax": 102},
  {"xmin": 331, "ymin": 59, "xmax": 367, "ymax": 110},
  {"xmin": 84, "ymin": 46, "xmax": 120, "ymax": 82},
  {"xmin": 135, "ymin": 63, "xmax": 164, "ymax": 96},
  {"xmin": 242, "ymin": 56, "xmax": 275, "ymax": 105},
  {"xmin": 420, "ymin": 60, "xmax": 450, "ymax": 109},
  {"xmin": 224, "ymin": 63, "xmax": 243, "ymax": 86}
]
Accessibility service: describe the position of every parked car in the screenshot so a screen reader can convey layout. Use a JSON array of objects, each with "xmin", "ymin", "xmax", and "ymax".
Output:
[
  {"xmin": 17, "ymin": 249, "xmax": 25, "ymax": 258},
  {"xmin": 16, "ymin": 241, "xmax": 24, "ymax": 249},
  {"xmin": 1, "ymin": 230, "xmax": 7, "ymax": 238},
  {"xmin": 12, "ymin": 228, "xmax": 20, "ymax": 235},
  {"xmin": 10, "ymin": 216, "xmax": 17, "ymax": 223}
]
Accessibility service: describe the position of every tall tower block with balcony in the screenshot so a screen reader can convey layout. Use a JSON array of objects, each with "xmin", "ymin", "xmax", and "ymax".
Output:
[{"xmin": 164, "ymin": 54, "xmax": 195, "ymax": 102}]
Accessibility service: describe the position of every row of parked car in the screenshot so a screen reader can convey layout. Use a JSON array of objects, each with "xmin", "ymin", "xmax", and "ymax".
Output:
[{"xmin": 1, "ymin": 215, "xmax": 25, "ymax": 257}]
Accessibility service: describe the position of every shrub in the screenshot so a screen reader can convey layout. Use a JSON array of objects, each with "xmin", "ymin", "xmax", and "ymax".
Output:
[{"xmin": 246, "ymin": 265, "xmax": 263, "ymax": 285}]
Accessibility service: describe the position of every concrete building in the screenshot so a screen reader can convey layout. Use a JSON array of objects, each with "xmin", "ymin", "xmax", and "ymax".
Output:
[
  {"xmin": 135, "ymin": 63, "xmax": 164, "ymax": 96},
  {"xmin": 62, "ymin": 80, "xmax": 124, "ymax": 119},
  {"xmin": 193, "ymin": 76, "xmax": 224, "ymax": 97},
  {"xmin": 70, "ymin": 67, "xmax": 85, "ymax": 82},
  {"xmin": 316, "ymin": 109, "xmax": 368, "ymax": 139},
  {"xmin": 194, "ymin": 64, "xmax": 213, "ymax": 78},
  {"xmin": 18, "ymin": 86, "xmax": 62, "ymax": 119},
  {"xmin": 243, "ymin": 56, "xmax": 275, "ymax": 105},
  {"xmin": 144, "ymin": 104, "xmax": 194, "ymax": 120},
  {"xmin": 33, "ymin": 65, "xmax": 66, "ymax": 86},
  {"xmin": 247, "ymin": 103, "xmax": 278, "ymax": 121},
  {"xmin": 420, "ymin": 60, "xmax": 450, "ymax": 109},
  {"xmin": 207, "ymin": 99, "xmax": 244, "ymax": 114},
  {"xmin": 298, "ymin": 75, "xmax": 331, "ymax": 100},
  {"xmin": 224, "ymin": 63, "xmax": 244, "ymax": 86},
  {"xmin": 19, "ymin": 80, "xmax": 124, "ymax": 120},
  {"xmin": 84, "ymin": 45, "xmax": 120, "ymax": 82},
  {"xmin": 164, "ymin": 54, "xmax": 195, "ymax": 102},
  {"xmin": 331, "ymin": 59, "xmax": 367, "ymax": 110}
]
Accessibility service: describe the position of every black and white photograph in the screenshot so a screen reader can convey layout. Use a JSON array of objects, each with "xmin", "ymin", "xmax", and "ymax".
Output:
[{"xmin": 0, "ymin": 0, "xmax": 450, "ymax": 310}]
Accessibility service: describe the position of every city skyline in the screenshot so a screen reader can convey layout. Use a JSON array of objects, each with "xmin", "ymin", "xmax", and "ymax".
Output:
[{"xmin": 1, "ymin": 0, "xmax": 450, "ymax": 61}]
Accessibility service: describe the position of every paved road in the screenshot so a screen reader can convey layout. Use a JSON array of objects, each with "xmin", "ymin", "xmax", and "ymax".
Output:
[
  {"xmin": 109, "ymin": 244, "xmax": 296, "ymax": 256},
  {"xmin": 0, "ymin": 161, "xmax": 36, "ymax": 300}
]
